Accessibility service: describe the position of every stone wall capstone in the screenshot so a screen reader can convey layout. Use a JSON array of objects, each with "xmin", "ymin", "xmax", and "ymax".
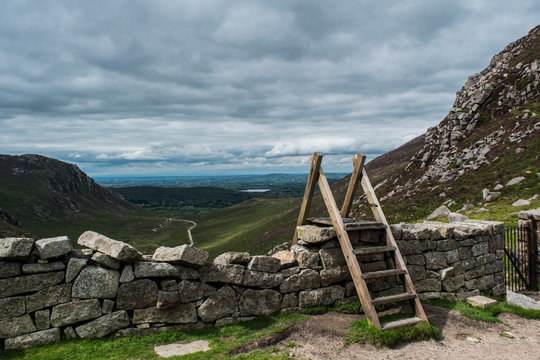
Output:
[{"xmin": 0, "ymin": 219, "xmax": 505, "ymax": 350}]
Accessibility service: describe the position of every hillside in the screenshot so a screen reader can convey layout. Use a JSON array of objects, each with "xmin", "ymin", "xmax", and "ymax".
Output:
[
  {"xmin": 111, "ymin": 186, "xmax": 258, "ymax": 215},
  {"xmin": 0, "ymin": 154, "xmax": 189, "ymax": 249},
  {"xmin": 349, "ymin": 25, "xmax": 540, "ymax": 223}
]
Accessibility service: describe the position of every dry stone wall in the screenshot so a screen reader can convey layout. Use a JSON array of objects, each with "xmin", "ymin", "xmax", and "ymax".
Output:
[{"xmin": 0, "ymin": 220, "xmax": 504, "ymax": 350}]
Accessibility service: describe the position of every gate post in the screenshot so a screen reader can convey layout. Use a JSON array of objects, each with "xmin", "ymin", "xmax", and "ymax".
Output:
[
  {"xmin": 526, "ymin": 216, "xmax": 538, "ymax": 290},
  {"xmin": 519, "ymin": 209, "xmax": 540, "ymax": 290}
]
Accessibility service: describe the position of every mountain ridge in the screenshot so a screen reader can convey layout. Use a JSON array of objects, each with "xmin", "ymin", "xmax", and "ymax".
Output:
[{"xmin": 349, "ymin": 25, "xmax": 540, "ymax": 222}]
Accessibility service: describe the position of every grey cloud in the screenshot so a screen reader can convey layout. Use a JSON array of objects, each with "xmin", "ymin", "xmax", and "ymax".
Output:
[{"xmin": 0, "ymin": 0, "xmax": 539, "ymax": 175}]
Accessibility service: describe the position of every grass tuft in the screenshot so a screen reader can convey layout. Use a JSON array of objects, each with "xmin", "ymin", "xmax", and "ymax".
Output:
[
  {"xmin": 426, "ymin": 299, "xmax": 540, "ymax": 322},
  {"xmin": 345, "ymin": 313, "xmax": 440, "ymax": 348}
]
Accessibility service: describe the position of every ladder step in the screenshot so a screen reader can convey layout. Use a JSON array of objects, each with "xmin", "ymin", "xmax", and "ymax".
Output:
[
  {"xmin": 308, "ymin": 217, "xmax": 386, "ymax": 230},
  {"xmin": 381, "ymin": 317, "xmax": 424, "ymax": 330},
  {"xmin": 354, "ymin": 246, "xmax": 396, "ymax": 255},
  {"xmin": 372, "ymin": 292, "xmax": 416, "ymax": 306},
  {"xmin": 362, "ymin": 269, "xmax": 406, "ymax": 279}
]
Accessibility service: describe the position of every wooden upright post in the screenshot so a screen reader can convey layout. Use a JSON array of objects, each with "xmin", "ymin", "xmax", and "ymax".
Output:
[
  {"xmin": 341, "ymin": 153, "xmax": 366, "ymax": 218},
  {"xmin": 292, "ymin": 152, "xmax": 323, "ymax": 245}
]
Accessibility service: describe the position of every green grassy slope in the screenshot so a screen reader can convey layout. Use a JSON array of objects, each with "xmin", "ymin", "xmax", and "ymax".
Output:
[
  {"xmin": 190, "ymin": 197, "xmax": 300, "ymax": 259},
  {"xmin": 0, "ymin": 154, "xmax": 190, "ymax": 250}
]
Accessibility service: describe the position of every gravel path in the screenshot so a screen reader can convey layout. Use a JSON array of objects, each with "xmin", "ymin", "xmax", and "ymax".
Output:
[
  {"xmin": 168, "ymin": 218, "xmax": 197, "ymax": 245},
  {"xmin": 277, "ymin": 304, "xmax": 540, "ymax": 360}
]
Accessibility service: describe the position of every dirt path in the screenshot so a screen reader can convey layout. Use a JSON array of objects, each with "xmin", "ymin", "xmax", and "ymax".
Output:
[
  {"xmin": 168, "ymin": 218, "xmax": 197, "ymax": 245},
  {"xmin": 272, "ymin": 305, "xmax": 540, "ymax": 360}
]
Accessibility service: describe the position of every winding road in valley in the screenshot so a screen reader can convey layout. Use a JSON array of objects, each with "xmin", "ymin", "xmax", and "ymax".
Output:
[{"xmin": 168, "ymin": 218, "xmax": 197, "ymax": 246}]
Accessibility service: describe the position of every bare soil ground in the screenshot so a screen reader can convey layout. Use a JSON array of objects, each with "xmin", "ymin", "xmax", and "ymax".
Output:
[{"xmin": 239, "ymin": 304, "xmax": 540, "ymax": 360}]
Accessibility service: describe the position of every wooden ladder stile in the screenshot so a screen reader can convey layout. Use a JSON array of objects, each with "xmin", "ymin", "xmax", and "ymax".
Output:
[
  {"xmin": 360, "ymin": 166, "xmax": 428, "ymax": 323},
  {"xmin": 293, "ymin": 152, "xmax": 429, "ymax": 329}
]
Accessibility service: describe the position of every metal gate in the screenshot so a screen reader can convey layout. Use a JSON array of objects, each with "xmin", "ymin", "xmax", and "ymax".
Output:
[{"xmin": 504, "ymin": 223, "xmax": 538, "ymax": 291}]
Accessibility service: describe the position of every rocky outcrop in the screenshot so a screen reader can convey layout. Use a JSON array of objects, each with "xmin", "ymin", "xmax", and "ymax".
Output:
[{"xmin": 354, "ymin": 26, "xmax": 540, "ymax": 222}]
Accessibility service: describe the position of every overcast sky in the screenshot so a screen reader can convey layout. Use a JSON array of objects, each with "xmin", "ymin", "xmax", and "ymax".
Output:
[{"xmin": 1, "ymin": 1, "xmax": 539, "ymax": 176}]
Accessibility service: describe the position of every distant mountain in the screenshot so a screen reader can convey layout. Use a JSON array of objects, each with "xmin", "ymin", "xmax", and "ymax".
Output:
[
  {"xmin": 0, "ymin": 154, "xmax": 136, "ymax": 221},
  {"xmin": 348, "ymin": 25, "xmax": 540, "ymax": 222},
  {"xmin": 0, "ymin": 154, "xmax": 174, "ymax": 247}
]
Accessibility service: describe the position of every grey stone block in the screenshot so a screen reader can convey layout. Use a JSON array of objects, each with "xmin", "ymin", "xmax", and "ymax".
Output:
[
  {"xmin": 407, "ymin": 265, "xmax": 426, "ymax": 281},
  {"xmin": 464, "ymin": 266, "xmax": 485, "ymax": 280},
  {"xmin": 243, "ymin": 270, "xmax": 283, "ymax": 288},
  {"xmin": 199, "ymin": 263, "xmax": 244, "ymax": 285},
  {"xmin": 72, "ymin": 266, "xmax": 119, "ymax": 299},
  {"xmin": 442, "ymin": 274, "xmax": 465, "ymax": 292},
  {"xmin": 197, "ymin": 286, "xmax": 238, "ymax": 322},
  {"xmin": 78, "ymin": 231, "xmax": 143, "ymax": 261},
  {"xmin": 472, "ymin": 242, "xmax": 489, "ymax": 257},
  {"xmin": 0, "ymin": 314, "xmax": 36, "ymax": 338},
  {"xmin": 280, "ymin": 266, "xmax": 300, "ymax": 278},
  {"xmin": 51, "ymin": 299, "xmax": 101, "ymax": 327},
  {"xmin": 75, "ymin": 311, "xmax": 130, "ymax": 338},
  {"xmin": 35, "ymin": 236, "xmax": 72, "ymax": 259},
  {"xmin": 214, "ymin": 252, "xmax": 250, "ymax": 265},
  {"xmin": 239, "ymin": 289, "xmax": 282, "ymax": 316},
  {"xmin": 0, "ymin": 296, "xmax": 25, "ymax": 320},
  {"xmin": 119, "ymin": 264, "xmax": 135, "ymax": 283},
  {"xmin": 415, "ymin": 278, "xmax": 442, "ymax": 292},
  {"xmin": 0, "ymin": 238, "xmax": 35, "ymax": 260},
  {"xmin": 22, "ymin": 261, "xmax": 65, "ymax": 274},
  {"xmin": 445, "ymin": 249, "xmax": 459, "ymax": 264},
  {"xmin": 4, "ymin": 328, "xmax": 60, "ymax": 350},
  {"xmin": 34, "ymin": 309, "xmax": 50, "ymax": 330},
  {"xmin": 424, "ymin": 252, "xmax": 447, "ymax": 270},
  {"xmin": 178, "ymin": 280, "xmax": 215, "ymax": 303},
  {"xmin": 281, "ymin": 293, "xmax": 298, "ymax": 308},
  {"xmin": 279, "ymin": 269, "xmax": 321, "ymax": 293},
  {"xmin": 0, "ymin": 271, "xmax": 64, "ymax": 299},
  {"xmin": 152, "ymin": 245, "xmax": 208, "ymax": 267},
  {"xmin": 396, "ymin": 240, "xmax": 422, "ymax": 255},
  {"xmin": 320, "ymin": 265, "xmax": 351, "ymax": 286},
  {"xmin": 436, "ymin": 240, "xmax": 458, "ymax": 251},
  {"xmin": 319, "ymin": 248, "xmax": 346, "ymax": 269},
  {"xmin": 247, "ymin": 256, "xmax": 281, "ymax": 273},
  {"xmin": 296, "ymin": 225, "xmax": 336, "ymax": 243},
  {"xmin": 159, "ymin": 279, "xmax": 177, "ymax": 291},
  {"xmin": 64, "ymin": 326, "xmax": 77, "ymax": 339},
  {"xmin": 26, "ymin": 283, "xmax": 71, "ymax": 312},
  {"xmin": 406, "ymin": 255, "xmax": 425, "ymax": 265},
  {"xmin": 298, "ymin": 285, "xmax": 345, "ymax": 307},
  {"xmin": 116, "ymin": 279, "xmax": 158, "ymax": 310},
  {"xmin": 102, "ymin": 299, "xmax": 115, "ymax": 314},
  {"xmin": 134, "ymin": 261, "xmax": 198, "ymax": 279},
  {"xmin": 132, "ymin": 302, "xmax": 198, "ymax": 324},
  {"xmin": 91, "ymin": 252, "xmax": 121, "ymax": 270},
  {"xmin": 157, "ymin": 291, "xmax": 180, "ymax": 309},
  {"xmin": 0, "ymin": 261, "xmax": 21, "ymax": 278},
  {"xmin": 65, "ymin": 258, "xmax": 87, "ymax": 283}
]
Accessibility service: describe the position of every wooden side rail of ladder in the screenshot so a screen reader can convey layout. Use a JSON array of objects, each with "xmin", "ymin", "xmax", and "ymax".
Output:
[{"xmin": 293, "ymin": 152, "xmax": 428, "ymax": 330}]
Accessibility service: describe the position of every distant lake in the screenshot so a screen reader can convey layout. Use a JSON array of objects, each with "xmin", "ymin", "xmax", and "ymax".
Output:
[{"xmin": 241, "ymin": 189, "xmax": 271, "ymax": 193}]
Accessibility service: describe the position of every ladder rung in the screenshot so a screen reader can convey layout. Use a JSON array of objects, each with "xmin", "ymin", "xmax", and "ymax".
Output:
[
  {"xmin": 362, "ymin": 269, "xmax": 406, "ymax": 279},
  {"xmin": 354, "ymin": 246, "xmax": 396, "ymax": 255},
  {"xmin": 307, "ymin": 217, "xmax": 386, "ymax": 230},
  {"xmin": 381, "ymin": 317, "xmax": 424, "ymax": 330},
  {"xmin": 372, "ymin": 292, "xmax": 416, "ymax": 306}
]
